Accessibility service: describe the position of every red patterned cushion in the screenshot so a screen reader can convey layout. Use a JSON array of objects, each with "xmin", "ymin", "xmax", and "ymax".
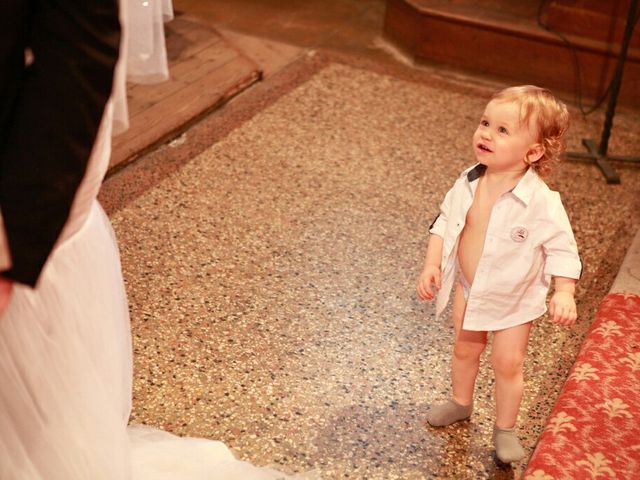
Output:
[{"xmin": 523, "ymin": 293, "xmax": 640, "ymax": 480}]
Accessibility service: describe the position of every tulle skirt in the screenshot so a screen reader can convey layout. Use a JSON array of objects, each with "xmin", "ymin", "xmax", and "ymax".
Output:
[
  {"xmin": 0, "ymin": 203, "xmax": 300, "ymax": 479},
  {"xmin": 0, "ymin": 202, "xmax": 132, "ymax": 479}
]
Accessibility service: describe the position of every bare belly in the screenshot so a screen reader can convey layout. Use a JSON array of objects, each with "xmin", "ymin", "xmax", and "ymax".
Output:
[{"xmin": 457, "ymin": 223, "xmax": 486, "ymax": 284}]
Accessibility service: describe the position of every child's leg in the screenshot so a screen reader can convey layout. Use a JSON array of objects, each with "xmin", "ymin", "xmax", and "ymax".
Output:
[
  {"xmin": 490, "ymin": 322, "xmax": 532, "ymax": 462},
  {"xmin": 451, "ymin": 282, "xmax": 488, "ymax": 406},
  {"xmin": 427, "ymin": 283, "xmax": 487, "ymax": 426},
  {"xmin": 490, "ymin": 322, "xmax": 532, "ymax": 429}
]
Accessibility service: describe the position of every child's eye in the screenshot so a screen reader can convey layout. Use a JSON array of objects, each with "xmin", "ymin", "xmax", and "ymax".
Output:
[
  {"xmin": 498, "ymin": 126, "xmax": 509, "ymax": 134},
  {"xmin": 481, "ymin": 120, "xmax": 489, "ymax": 127}
]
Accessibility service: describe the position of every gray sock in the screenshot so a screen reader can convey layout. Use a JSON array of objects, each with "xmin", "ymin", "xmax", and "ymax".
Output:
[
  {"xmin": 426, "ymin": 399, "xmax": 473, "ymax": 427},
  {"xmin": 493, "ymin": 425, "xmax": 526, "ymax": 463}
]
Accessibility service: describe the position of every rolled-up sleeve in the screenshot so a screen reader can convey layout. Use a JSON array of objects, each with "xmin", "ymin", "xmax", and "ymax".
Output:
[
  {"xmin": 429, "ymin": 184, "xmax": 455, "ymax": 238},
  {"xmin": 543, "ymin": 195, "xmax": 582, "ymax": 279}
]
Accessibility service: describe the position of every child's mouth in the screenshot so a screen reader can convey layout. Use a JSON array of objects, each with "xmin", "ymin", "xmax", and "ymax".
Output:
[{"xmin": 477, "ymin": 143, "xmax": 492, "ymax": 153}]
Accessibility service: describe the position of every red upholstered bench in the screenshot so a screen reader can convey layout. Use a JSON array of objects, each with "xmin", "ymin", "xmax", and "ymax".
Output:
[{"xmin": 523, "ymin": 293, "xmax": 640, "ymax": 479}]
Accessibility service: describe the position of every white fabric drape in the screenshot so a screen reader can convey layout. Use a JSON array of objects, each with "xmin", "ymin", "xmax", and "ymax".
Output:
[{"xmin": 113, "ymin": 0, "xmax": 174, "ymax": 135}]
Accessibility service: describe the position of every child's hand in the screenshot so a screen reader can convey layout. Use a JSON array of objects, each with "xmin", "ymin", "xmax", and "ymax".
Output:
[
  {"xmin": 549, "ymin": 291, "xmax": 577, "ymax": 326},
  {"xmin": 417, "ymin": 265, "xmax": 441, "ymax": 301}
]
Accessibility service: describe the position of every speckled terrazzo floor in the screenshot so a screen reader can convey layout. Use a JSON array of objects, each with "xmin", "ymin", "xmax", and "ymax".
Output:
[{"xmin": 108, "ymin": 60, "xmax": 640, "ymax": 479}]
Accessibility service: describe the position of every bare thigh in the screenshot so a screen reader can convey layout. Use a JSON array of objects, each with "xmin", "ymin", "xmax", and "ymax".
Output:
[{"xmin": 491, "ymin": 322, "xmax": 533, "ymax": 370}]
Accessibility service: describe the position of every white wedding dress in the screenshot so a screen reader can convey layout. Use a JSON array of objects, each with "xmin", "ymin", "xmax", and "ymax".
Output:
[{"xmin": 0, "ymin": 2, "xmax": 302, "ymax": 479}]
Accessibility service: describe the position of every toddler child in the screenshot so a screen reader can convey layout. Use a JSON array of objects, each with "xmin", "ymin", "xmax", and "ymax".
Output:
[{"xmin": 416, "ymin": 85, "xmax": 582, "ymax": 463}]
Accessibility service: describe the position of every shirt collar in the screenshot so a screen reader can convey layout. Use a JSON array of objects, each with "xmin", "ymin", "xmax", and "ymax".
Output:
[
  {"xmin": 465, "ymin": 163, "xmax": 486, "ymax": 182},
  {"xmin": 463, "ymin": 163, "xmax": 541, "ymax": 206},
  {"xmin": 510, "ymin": 167, "xmax": 541, "ymax": 206}
]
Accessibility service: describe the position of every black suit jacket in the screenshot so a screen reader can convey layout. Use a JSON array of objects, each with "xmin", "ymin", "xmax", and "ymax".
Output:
[{"xmin": 0, "ymin": 0, "xmax": 121, "ymax": 287}]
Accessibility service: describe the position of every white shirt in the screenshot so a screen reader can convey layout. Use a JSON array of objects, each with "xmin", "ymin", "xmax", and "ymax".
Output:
[{"xmin": 429, "ymin": 164, "xmax": 582, "ymax": 331}]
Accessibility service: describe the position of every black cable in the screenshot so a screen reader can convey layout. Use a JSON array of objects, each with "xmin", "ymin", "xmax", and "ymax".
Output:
[{"xmin": 536, "ymin": 0, "xmax": 640, "ymax": 116}]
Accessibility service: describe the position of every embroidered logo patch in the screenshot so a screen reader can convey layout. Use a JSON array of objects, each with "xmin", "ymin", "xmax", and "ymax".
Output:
[{"xmin": 511, "ymin": 226, "xmax": 528, "ymax": 242}]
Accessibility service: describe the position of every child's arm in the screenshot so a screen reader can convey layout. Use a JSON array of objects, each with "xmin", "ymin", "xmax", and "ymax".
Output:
[
  {"xmin": 549, "ymin": 276, "xmax": 577, "ymax": 326},
  {"xmin": 417, "ymin": 180, "xmax": 458, "ymax": 302},
  {"xmin": 417, "ymin": 234, "xmax": 443, "ymax": 301}
]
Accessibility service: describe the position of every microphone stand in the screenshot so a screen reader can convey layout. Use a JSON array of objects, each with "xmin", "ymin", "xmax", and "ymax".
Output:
[{"xmin": 566, "ymin": 0, "xmax": 639, "ymax": 184}]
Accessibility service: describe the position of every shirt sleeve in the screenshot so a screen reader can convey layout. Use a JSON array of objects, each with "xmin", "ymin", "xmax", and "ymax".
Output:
[
  {"xmin": 543, "ymin": 193, "xmax": 582, "ymax": 280},
  {"xmin": 0, "ymin": 0, "xmax": 121, "ymax": 287},
  {"xmin": 429, "ymin": 183, "xmax": 456, "ymax": 238}
]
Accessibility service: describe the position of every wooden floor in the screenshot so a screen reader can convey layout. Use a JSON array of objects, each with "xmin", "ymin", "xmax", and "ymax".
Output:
[
  {"xmin": 110, "ymin": 14, "xmax": 261, "ymax": 170},
  {"xmin": 110, "ymin": 0, "xmax": 397, "ymax": 170}
]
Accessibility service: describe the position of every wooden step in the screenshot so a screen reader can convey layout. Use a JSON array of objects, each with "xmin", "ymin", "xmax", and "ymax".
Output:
[
  {"xmin": 110, "ymin": 14, "xmax": 262, "ymax": 171},
  {"xmin": 546, "ymin": 0, "xmax": 640, "ymax": 49},
  {"xmin": 383, "ymin": 0, "xmax": 640, "ymax": 107}
]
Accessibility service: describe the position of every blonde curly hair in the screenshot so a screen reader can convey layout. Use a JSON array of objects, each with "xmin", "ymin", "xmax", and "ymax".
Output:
[{"xmin": 491, "ymin": 85, "xmax": 570, "ymax": 177}]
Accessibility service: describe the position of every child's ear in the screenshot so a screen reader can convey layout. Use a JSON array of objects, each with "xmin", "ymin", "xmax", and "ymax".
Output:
[{"xmin": 525, "ymin": 143, "xmax": 545, "ymax": 165}]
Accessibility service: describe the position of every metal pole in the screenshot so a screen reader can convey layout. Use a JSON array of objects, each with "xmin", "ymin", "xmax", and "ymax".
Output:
[{"xmin": 598, "ymin": 0, "xmax": 638, "ymax": 157}]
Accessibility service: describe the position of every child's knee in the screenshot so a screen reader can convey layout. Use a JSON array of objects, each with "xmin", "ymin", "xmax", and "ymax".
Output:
[
  {"xmin": 453, "ymin": 338, "xmax": 486, "ymax": 362},
  {"xmin": 490, "ymin": 351, "xmax": 525, "ymax": 377}
]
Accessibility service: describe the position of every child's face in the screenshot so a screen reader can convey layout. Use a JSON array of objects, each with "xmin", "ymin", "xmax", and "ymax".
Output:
[{"xmin": 472, "ymin": 99, "xmax": 540, "ymax": 172}]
